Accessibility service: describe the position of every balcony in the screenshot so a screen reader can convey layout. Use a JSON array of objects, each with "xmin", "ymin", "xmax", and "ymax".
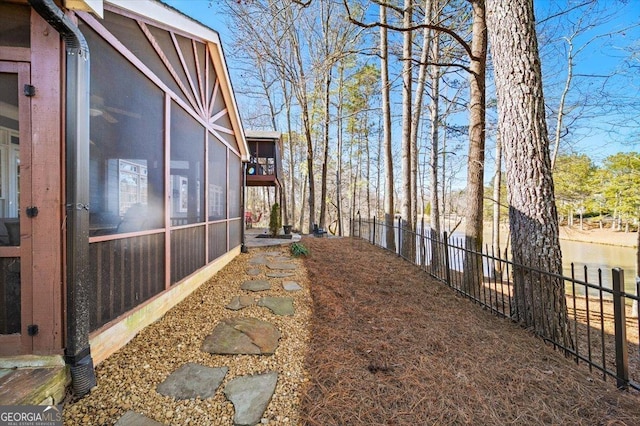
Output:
[{"xmin": 245, "ymin": 131, "xmax": 282, "ymax": 188}]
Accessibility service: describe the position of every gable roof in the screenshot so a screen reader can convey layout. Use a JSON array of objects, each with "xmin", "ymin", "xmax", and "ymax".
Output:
[{"xmin": 104, "ymin": 0, "xmax": 248, "ymax": 161}]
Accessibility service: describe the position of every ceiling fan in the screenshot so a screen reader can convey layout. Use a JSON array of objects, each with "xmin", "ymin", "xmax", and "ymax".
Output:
[{"xmin": 90, "ymin": 95, "xmax": 141, "ymax": 124}]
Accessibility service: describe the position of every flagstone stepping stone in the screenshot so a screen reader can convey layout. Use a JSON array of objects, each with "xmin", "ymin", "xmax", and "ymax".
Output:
[
  {"xmin": 116, "ymin": 411, "xmax": 166, "ymax": 426},
  {"xmin": 156, "ymin": 363, "xmax": 228, "ymax": 400},
  {"xmin": 264, "ymin": 251, "xmax": 282, "ymax": 257},
  {"xmin": 226, "ymin": 296, "xmax": 256, "ymax": 311},
  {"xmin": 266, "ymin": 271, "xmax": 295, "ymax": 278},
  {"xmin": 224, "ymin": 372, "xmax": 278, "ymax": 426},
  {"xmin": 271, "ymin": 256, "xmax": 292, "ymax": 262},
  {"xmin": 266, "ymin": 263, "xmax": 297, "ymax": 271},
  {"xmin": 258, "ymin": 297, "xmax": 295, "ymax": 316},
  {"xmin": 241, "ymin": 280, "xmax": 271, "ymax": 292},
  {"xmin": 202, "ymin": 317, "xmax": 281, "ymax": 355},
  {"xmin": 248, "ymin": 257, "xmax": 269, "ymax": 265},
  {"xmin": 283, "ymin": 281, "xmax": 302, "ymax": 292},
  {"xmin": 246, "ymin": 268, "xmax": 262, "ymax": 276}
]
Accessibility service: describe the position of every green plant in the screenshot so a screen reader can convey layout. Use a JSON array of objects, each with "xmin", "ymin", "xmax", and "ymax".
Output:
[
  {"xmin": 269, "ymin": 203, "xmax": 281, "ymax": 237},
  {"xmin": 290, "ymin": 242, "xmax": 309, "ymax": 257}
]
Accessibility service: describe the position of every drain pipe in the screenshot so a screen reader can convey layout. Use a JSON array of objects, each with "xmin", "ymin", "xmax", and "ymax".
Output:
[
  {"xmin": 241, "ymin": 162, "xmax": 248, "ymax": 253},
  {"xmin": 28, "ymin": 0, "xmax": 96, "ymax": 397}
]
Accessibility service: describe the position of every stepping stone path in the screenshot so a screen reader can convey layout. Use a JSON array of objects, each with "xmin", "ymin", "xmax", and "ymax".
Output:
[
  {"xmin": 266, "ymin": 271, "xmax": 295, "ymax": 278},
  {"xmin": 224, "ymin": 372, "xmax": 278, "ymax": 426},
  {"xmin": 156, "ymin": 363, "xmax": 228, "ymax": 400},
  {"xmin": 246, "ymin": 268, "xmax": 262, "ymax": 276},
  {"xmin": 202, "ymin": 317, "xmax": 281, "ymax": 355},
  {"xmin": 241, "ymin": 280, "xmax": 271, "ymax": 292},
  {"xmin": 257, "ymin": 297, "xmax": 295, "ymax": 316},
  {"xmin": 116, "ymin": 411, "xmax": 166, "ymax": 426},
  {"xmin": 283, "ymin": 281, "xmax": 302, "ymax": 292},
  {"xmin": 142, "ymin": 251, "xmax": 301, "ymax": 424},
  {"xmin": 248, "ymin": 256, "xmax": 269, "ymax": 265},
  {"xmin": 226, "ymin": 296, "xmax": 256, "ymax": 311},
  {"xmin": 267, "ymin": 262, "xmax": 297, "ymax": 271}
]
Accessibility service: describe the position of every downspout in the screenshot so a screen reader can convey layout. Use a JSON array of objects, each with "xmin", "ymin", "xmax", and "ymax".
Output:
[
  {"xmin": 28, "ymin": 0, "xmax": 96, "ymax": 396},
  {"xmin": 241, "ymin": 162, "xmax": 248, "ymax": 253}
]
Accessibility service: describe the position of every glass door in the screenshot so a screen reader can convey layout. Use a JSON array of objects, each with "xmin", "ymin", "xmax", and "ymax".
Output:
[{"xmin": 0, "ymin": 61, "xmax": 32, "ymax": 355}]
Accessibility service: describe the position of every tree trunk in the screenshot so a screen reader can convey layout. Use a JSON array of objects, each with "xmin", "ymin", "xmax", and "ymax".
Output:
[
  {"xmin": 376, "ymin": 128, "xmax": 382, "ymax": 218},
  {"xmin": 463, "ymin": 0, "xmax": 488, "ymax": 294},
  {"xmin": 428, "ymin": 3, "xmax": 442, "ymax": 273},
  {"xmin": 319, "ymin": 68, "xmax": 332, "ymax": 229},
  {"xmin": 381, "ymin": 4, "xmax": 396, "ymax": 252},
  {"xmin": 365, "ymin": 115, "xmax": 371, "ymax": 220},
  {"xmin": 301, "ymin": 96, "xmax": 315, "ymax": 233},
  {"xmin": 298, "ymin": 173, "xmax": 307, "ymax": 232},
  {"xmin": 492, "ymin": 133, "xmax": 503, "ymax": 278},
  {"xmin": 551, "ymin": 40, "xmax": 573, "ymax": 170},
  {"xmin": 284, "ymin": 88, "xmax": 296, "ymax": 228},
  {"xmin": 411, "ymin": 0, "xmax": 434, "ymax": 233},
  {"xmin": 487, "ymin": 0, "xmax": 572, "ymax": 348},
  {"xmin": 401, "ymin": 0, "xmax": 413, "ymax": 258},
  {"xmin": 291, "ymin": 27, "xmax": 315, "ymax": 233},
  {"xmin": 336, "ymin": 64, "xmax": 344, "ymax": 236}
]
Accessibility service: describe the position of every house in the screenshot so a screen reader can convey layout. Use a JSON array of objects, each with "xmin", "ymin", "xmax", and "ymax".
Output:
[
  {"xmin": 0, "ymin": 0, "xmax": 248, "ymax": 401},
  {"xmin": 244, "ymin": 130, "xmax": 284, "ymax": 228}
]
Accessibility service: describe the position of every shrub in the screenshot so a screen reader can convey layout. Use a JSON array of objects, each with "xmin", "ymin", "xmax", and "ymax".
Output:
[
  {"xmin": 269, "ymin": 203, "xmax": 281, "ymax": 237},
  {"xmin": 290, "ymin": 242, "xmax": 309, "ymax": 257}
]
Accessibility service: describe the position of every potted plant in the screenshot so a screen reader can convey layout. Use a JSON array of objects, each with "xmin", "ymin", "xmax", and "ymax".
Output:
[{"xmin": 268, "ymin": 203, "xmax": 281, "ymax": 237}]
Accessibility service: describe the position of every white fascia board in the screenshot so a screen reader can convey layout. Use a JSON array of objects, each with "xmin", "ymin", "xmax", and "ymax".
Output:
[
  {"xmin": 65, "ymin": 0, "xmax": 104, "ymax": 18},
  {"xmin": 212, "ymin": 42, "xmax": 249, "ymax": 161},
  {"xmin": 105, "ymin": 0, "xmax": 220, "ymax": 45}
]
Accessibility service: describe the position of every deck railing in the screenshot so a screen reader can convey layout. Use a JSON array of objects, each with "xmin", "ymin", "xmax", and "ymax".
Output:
[{"xmin": 351, "ymin": 216, "xmax": 640, "ymax": 391}]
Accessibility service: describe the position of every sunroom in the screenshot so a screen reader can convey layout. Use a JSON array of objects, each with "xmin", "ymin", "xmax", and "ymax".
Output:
[{"xmin": 0, "ymin": 0, "xmax": 248, "ymax": 401}]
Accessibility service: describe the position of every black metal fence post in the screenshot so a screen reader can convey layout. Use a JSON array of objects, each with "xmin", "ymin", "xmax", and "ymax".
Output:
[
  {"xmin": 443, "ymin": 231, "xmax": 451, "ymax": 286},
  {"xmin": 373, "ymin": 216, "xmax": 376, "ymax": 246},
  {"xmin": 397, "ymin": 216, "xmax": 402, "ymax": 257},
  {"xmin": 612, "ymin": 268, "xmax": 629, "ymax": 390},
  {"xmin": 420, "ymin": 216, "xmax": 425, "ymax": 268}
]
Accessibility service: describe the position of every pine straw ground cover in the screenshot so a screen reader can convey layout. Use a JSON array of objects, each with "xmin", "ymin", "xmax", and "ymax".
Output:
[{"xmin": 298, "ymin": 237, "xmax": 640, "ymax": 425}]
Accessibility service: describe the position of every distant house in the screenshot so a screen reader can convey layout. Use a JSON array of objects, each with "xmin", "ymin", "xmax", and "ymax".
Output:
[{"xmin": 0, "ymin": 0, "xmax": 248, "ymax": 398}]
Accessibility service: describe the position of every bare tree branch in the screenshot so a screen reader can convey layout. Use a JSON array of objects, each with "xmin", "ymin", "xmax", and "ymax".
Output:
[{"xmin": 342, "ymin": 0, "xmax": 474, "ymax": 60}]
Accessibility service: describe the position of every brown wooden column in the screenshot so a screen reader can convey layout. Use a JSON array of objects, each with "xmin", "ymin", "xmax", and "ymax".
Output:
[{"xmin": 30, "ymin": 11, "xmax": 63, "ymax": 355}]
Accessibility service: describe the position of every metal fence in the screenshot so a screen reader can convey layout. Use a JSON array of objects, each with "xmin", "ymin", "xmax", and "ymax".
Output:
[{"xmin": 351, "ymin": 216, "xmax": 640, "ymax": 391}]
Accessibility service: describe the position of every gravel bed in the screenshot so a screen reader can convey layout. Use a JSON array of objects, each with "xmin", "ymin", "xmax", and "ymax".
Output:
[{"xmin": 63, "ymin": 246, "xmax": 311, "ymax": 425}]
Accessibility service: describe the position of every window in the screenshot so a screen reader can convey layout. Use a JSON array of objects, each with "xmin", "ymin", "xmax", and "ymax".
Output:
[
  {"xmin": 118, "ymin": 159, "xmax": 148, "ymax": 217},
  {"xmin": 229, "ymin": 154, "xmax": 241, "ymax": 219},
  {"xmin": 81, "ymin": 23, "xmax": 165, "ymax": 235},
  {"xmin": 0, "ymin": 72, "xmax": 21, "ymax": 246},
  {"xmin": 208, "ymin": 134, "xmax": 226, "ymax": 220},
  {"xmin": 170, "ymin": 103, "xmax": 205, "ymax": 225}
]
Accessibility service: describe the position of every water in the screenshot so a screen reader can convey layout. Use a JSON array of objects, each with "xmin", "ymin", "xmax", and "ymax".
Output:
[
  {"xmin": 368, "ymin": 223, "xmax": 638, "ymax": 295},
  {"xmin": 560, "ymin": 239, "xmax": 636, "ymax": 294}
]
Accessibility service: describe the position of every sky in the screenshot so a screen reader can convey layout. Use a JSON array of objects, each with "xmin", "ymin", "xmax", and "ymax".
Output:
[{"xmin": 162, "ymin": 0, "xmax": 640, "ymax": 170}]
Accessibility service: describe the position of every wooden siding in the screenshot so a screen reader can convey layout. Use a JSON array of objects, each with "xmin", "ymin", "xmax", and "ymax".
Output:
[{"xmin": 89, "ymin": 233, "xmax": 165, "ymax": 331}]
